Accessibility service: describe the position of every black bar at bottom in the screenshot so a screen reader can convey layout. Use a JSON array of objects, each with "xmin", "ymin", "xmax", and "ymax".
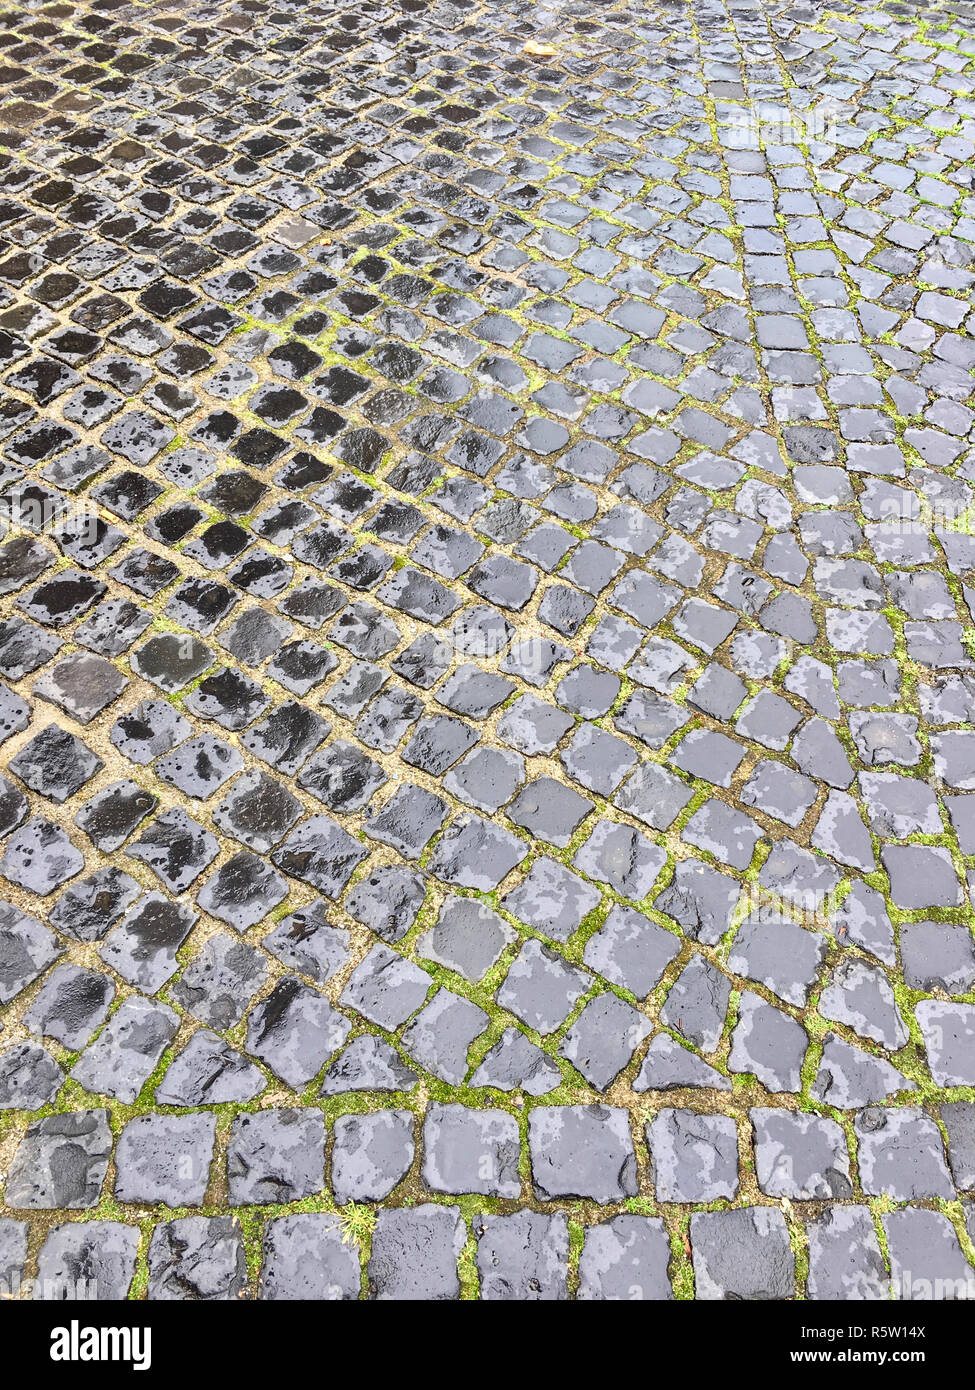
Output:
[{"xmin": 0, "ymin": 1298, "xmax": 952, "ymax": 1375}]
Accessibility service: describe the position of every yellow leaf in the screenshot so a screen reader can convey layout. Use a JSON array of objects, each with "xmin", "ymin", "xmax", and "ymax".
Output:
[{"xmin": 523, "ymin": 40, "xmax": 559, "ymax": 56}]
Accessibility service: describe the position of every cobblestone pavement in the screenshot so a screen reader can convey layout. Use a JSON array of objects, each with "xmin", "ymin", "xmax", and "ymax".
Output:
[{"xmin": 0, "ymin": 0, "xmax": 975, "ymax": 1304}]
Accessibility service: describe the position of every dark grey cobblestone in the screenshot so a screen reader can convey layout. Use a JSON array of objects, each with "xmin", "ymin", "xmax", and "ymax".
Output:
[{"xmin": 147, "ymin": 1216, "xmax": 247, "ymax": 1302}]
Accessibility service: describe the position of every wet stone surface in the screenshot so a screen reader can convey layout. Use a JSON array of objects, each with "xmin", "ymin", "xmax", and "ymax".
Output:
[
  {"xmin": 1, "ymin": 0, "xmax": 974, "ymax": 1303},
  {"xmin": 147, "ymin": 1216, "xmax": 247, "ymax": 1302}
]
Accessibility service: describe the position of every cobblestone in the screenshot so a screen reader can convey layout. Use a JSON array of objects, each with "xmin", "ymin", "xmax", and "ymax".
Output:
[{"xmin": 1, "ymin": 0, "xmax": 975, "ymax": 1303}]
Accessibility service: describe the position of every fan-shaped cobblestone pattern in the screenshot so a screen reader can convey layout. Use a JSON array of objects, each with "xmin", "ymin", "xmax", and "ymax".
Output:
[{"xmin": 2, "ymin": 0, "xmax": 975, "ymax": 1301}]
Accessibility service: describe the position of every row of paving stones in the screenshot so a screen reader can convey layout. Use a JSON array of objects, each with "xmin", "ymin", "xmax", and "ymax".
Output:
[
  {"xmin": 3, "ymin": 1201, "xmax": 974, "ymax": 1300},
  {"xmin": 7, "ymin": 1099, "xmax": 975, "ymax": 1209},
  {"xmin": 3, "ymin": 951, "xmax": 975, "ymax": 1113}
]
